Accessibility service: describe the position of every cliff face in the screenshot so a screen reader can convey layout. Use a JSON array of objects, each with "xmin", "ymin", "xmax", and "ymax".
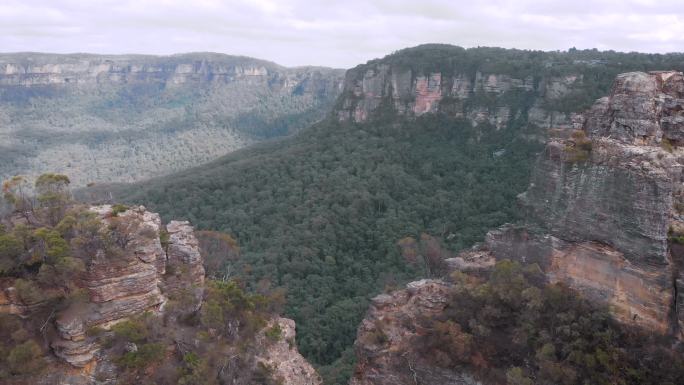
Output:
[
  {"xmin": 452, "ymin": 71, "xmax": 684, "ymax": 334},
  {"xmin": 350, "ymin": 280, "xmax": 480, "ymax": 385},
  {"xmin": 0, "ymin": 204, "xmax": 317, "ymax": 385},
  {"xmin": 334, "ymin": 47, "xmax": 684, "ymax": 148},
  {"xmin": 0, "ymin": 53, "xmax": 344, "ymax": 186},
  {"xmin": 350, "ymin": 71, "xmax": 684, "ymax": 384},
  {"xmin": 508, "ymin": 71, "xmax": 684, "ymax": 334},
  {"xmin": 50, "ymin": 206, "xmax": 199, "ymax": 369},
  {"xmin": 336, "ymin": 58, "xmax": 583, "ymax": 134}
]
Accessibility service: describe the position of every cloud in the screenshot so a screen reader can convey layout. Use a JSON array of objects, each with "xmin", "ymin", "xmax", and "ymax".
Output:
[{"xmin": 0, "ymin": 0, "xmax": 682, "ymax": 67}]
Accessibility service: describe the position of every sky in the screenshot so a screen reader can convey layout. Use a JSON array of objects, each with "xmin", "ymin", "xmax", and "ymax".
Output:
[{"xmin": 0, "ymin": 0, "xmax": 683, "ymax": 68}]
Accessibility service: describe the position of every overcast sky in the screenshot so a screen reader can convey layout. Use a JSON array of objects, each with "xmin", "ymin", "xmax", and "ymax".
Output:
[{"xmin": 1, "ymin": 0, "xmax": 682, "ymax": 68}]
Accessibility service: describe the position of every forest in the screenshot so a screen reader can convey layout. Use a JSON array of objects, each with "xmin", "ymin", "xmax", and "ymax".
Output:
[{"xmin": 96, "ymin": 45, "xmax": 684, "ymax": 383}]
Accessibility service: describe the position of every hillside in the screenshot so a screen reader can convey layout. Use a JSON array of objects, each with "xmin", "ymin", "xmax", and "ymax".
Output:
[
  {"xmin": 0, "ymin": 53, "xmax": 344, "ymax": 186},
  {"xmin": 97, "ymin": 45, "xmax": 684, "ymax": 384}
]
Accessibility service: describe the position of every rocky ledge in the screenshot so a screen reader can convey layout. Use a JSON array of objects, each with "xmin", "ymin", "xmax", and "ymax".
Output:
[{"xmin": 350, "ymin": 280, "xmax": 481, "ymax": 385}]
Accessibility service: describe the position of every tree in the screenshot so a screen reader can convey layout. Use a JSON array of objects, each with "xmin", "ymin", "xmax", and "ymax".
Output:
[
  {"xmin": 7, "ymin": 340, "xmax": 43, "ymax": 375},
  {"xmin": 0, "ymin": 234, "xmax": 22, "ymax": 274},
  {"xmin": 34, "ymin": 173, "xmax": 71, "ymax": 226},
  {"xmin": 2, "ymin": 176, "xmax": 33, "ymax": 220}
]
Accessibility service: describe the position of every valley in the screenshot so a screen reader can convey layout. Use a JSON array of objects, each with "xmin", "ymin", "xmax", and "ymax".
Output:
[
  {"xmin": 3, "ymin": 43, "xmax": 684, "ymax": 385},
  {"xmin": 0, "ymin": 53, "xmax": 344, "ymax": 186}
]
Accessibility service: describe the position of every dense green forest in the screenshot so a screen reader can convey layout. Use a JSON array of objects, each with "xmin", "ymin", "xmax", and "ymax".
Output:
[
  {"xmin": 112, "ymin": 112, "xmax": 543, "ymax": 382},
  {"xmin": 106, "ymin": 46, "xmax": 684, "ymax": 384}
]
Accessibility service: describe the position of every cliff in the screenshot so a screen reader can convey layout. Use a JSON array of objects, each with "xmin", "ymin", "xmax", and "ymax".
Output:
[
  {"xmin": 334, "ymin": 45, "xmax": 684, "ymax": 141},
  {"xmin": 512, "ymin": 70, "xmax": 684, "ymax": 335},
  {"xmin": 0, "ymin": 204, "xmax": 318, "ymax": 385},
  {"xmin": 350, "ymin": 280, "xmax": 480, "ymax": 385},
  {"xmin": 350, "ymin": 70, "xmax": 684, "ymax": 383},
  {"xmin": 0, "ymin": 53, "xmax": 344, "ymax": 186}
]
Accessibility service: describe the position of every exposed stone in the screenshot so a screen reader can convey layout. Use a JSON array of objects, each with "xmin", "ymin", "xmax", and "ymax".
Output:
[
  {"xmin": 50, "ymin": 205, "xmax": 189, "ymax": 368},
  {"xmin": 0, "ymin": 281, "xmax": 29, "ymax": 316},
  {"xmin": 256, "ymin": 317, "xmax": 322, "ymax": 385},
  {"xmin": 585, "ymin": 71, "xmax": 684, "ymax": 145},
  {"xmin": 479, "ymin": 71, "xmax": 684, "ymax": 337},
  {"xmin": 446, "ymin": 249, "xmax": 496, "ymax": 273},
  {"xmin": 350, "ymin": 280, "xmax": 481, "ymax": 385},
  {"xmin": 337, "ymin": 59, "xmax": 581, "ymax": 136},
  {"xmin": 163, "ymin": 220, "xmax": 205, "ymax": 313}
]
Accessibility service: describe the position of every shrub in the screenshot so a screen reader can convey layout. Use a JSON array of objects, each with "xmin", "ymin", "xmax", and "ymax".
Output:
[
  {"xmin": 7, "ymin": 340, "xmax": 43, "ymax": 374},
  {"xmin": 565, "ymin": 130, "xmax": 593, "ymax": 162},
  {"xmin": 112, "ymin": 318, "xmax": 149, "ymax": 343},
  {"xmin": 111, "ymin": 204, "xmax": 129, "ymax": 217},
  {"xmin": 265, "ymin": 323, "xmax": 283, "ymax": 342},
  {"xmin": 116, "ymin": 343, "xmax": 164, "ymax": 370},
  {"xmin": 14, "ymin": 279, "xmax": 44, "ymax": 305}
]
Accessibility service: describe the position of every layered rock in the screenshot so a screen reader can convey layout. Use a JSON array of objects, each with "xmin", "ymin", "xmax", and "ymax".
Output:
[
  {"xmin": 162, "ymin": 220, "xmax": 206, "ymax": 314},
  {"xmin": 473, "ymin": 71, "xmax": 684, "ymax": 335},
  {"xmin": 256, "ymin": 317, "xmax": 322, "ymax": 385},
  {"xmin": 33, "ymin": 205, "xmax": 319, "ymax": 385},
  {"xmin": 350, "ymin": 280, "xmax": 480, "ymax": 385},
  {"xmin": 336, "ymin": 51, "xmax": 584, "ymax": 136},
  {"xmin": 50, "ymin": 205, "xmax": 202, "ymax": 367}
]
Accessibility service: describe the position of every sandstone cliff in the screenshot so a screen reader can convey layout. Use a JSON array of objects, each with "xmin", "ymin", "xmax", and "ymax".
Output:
[
  {"xmin": 350, "ymin": 280, "xmax": 480, "ymax": 385},
  {"xmin": 455, "ymin": 71, "xmax": 684, "ymax": 335},
  {"xmin": 334, "ymin": 46, "xmax": 684, "ymax": 144},
  {"xmin": 0, "ymin": 204, "xmax": 317, "ymax": 385},
  {"xmin": 350, "ymin": 70, "xmax": 684, "ymax": 384},
  {"xmin": 0, "ymin": 53, "xmax": 344, "ymax": 186},
  {"xmin": 337, "ymin": 62, "xmax": 581, "ymax": 132},
  {"xmin": 508, "ymin": 71, "xmax": 684, "ymax": 335}
]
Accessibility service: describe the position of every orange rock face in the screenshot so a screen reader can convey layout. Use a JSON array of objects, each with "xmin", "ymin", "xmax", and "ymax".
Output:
[
  {"xmin": 412, "ymin": 73, "xmax": 442, "ymax": 115},
  {"xmin": 548, "ymin": 242, "xmax": 673, "ymax": 333}
]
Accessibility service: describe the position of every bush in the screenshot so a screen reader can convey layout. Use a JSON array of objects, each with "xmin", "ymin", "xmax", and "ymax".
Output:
[
  {"xmin": 14, "ymin": 279, "xmax": 44, "ymax": 305},
  {"xmin": 7, "ymin": 340, "xmax": 43, "ymax": 374},
  {"xmin": 112, "ymin": 318, "xmax": 149, "ymax": 343},
  {"xmin": 265, "ymin": 323, "xmax": 282, "ymax": 342},
  {"xmin": 565, "ymin": 130, "xmax": 592, "ymax": 162},
  {"xmin": 116, "ymin": 343, "xmax": 164, "ymax": 370},
  {"xmin": 419, "ymin": 260, "xmax": 684, "ymax": 385},
  {"xmin": 111, "ymin": 204, "xmax": 129, "ymax": 217}
]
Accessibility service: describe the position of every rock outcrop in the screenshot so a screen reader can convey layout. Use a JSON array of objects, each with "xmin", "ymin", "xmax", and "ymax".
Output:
[
  {"xmin": 350, "ymin": 280, "xmax": 481, "ymax": 385},
  {"xmin": 350, "ymin": 70, "xmax": 684, "ymax": 384},
  {"xmin": 50, "ymin": 205, "xmax": 176, "ymax": 367},
  {"xmin": 465, "ymin": 71, "xmax": 684, "ymax": 336},
  {"xmin": 34, "ymin": 205, "xmax": 318, "ymax": 385},
  {"xmin": 256, "ymin": 317, "xmax": 322, "ymax": 385}
]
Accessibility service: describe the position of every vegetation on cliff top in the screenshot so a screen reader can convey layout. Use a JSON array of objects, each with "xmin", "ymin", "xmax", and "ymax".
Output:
[{"xmin": 419, "ymin": 261, "xmax": 684, "ymax": 385}]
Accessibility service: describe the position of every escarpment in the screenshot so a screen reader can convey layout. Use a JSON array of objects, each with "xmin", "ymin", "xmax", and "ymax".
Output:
[
  {"xmin": 337, "ymin": 59, "xmax": 583, "ymax": 134},
  {"xmin": 508, "ymin": 70, "xmax": 684, "ymax": 335},
  {"xmin": 461, "ymin": 70, "xmax": 683, "ymax": 335},
  {"xmin": 470, "ymin": 72, "xmax": 684, "ymax": 337},
  {"xmin": 351, "ymin": 71, "xmax": 684, "ymax": 384},
  {"xmin": 335, "ymin": 46, "xmax": 684, "ymax": 144}
]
